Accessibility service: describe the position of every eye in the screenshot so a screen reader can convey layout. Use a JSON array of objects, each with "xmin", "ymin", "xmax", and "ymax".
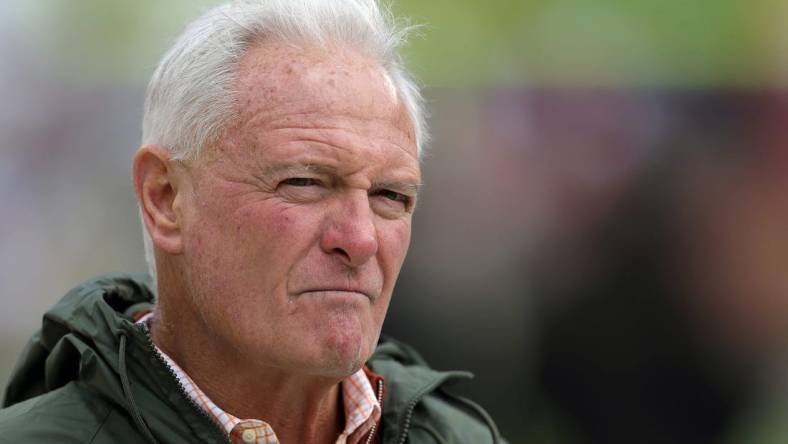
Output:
[
  {"xmin": 280, "ymin": 177, "xmax": 320, "ymax": 187},
  {"xmin": 370, "ymin": 189, "xmax": 414, "ymax": 218},
  {"xmin": 276, "ymin": 177, "xmax": 327, "ymax": 203},
  {"xmin": 376, "ymin": 189, "xmax": 410, "ymax": 204}
]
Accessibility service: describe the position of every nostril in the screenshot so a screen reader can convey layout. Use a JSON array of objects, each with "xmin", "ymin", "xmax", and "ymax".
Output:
[
  {"xmin": 321, "ymin": 228, "xmax": 378, "ymax": 268},
  {"xmin": 332, "ymin": 247, "xmax": 351, "ymax": 263}
]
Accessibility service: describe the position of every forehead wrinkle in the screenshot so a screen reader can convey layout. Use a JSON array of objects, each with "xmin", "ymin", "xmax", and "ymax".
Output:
[
  {"xmin": 259, "ymin": 161, "xmax": 335, "ymax": 178},
  {"xmin": 236, "ymin": 43, "xmax": 405, "ymax": 122},
  {"xmin": 238, "ymin": 93, "xmax": 405, "ymax": 137},
  {"xmin": 232, "ymin": 92, "xmax": 413, "ymax": 161},
  {"xmin": 239, "ymin": 112, "xmax": 417, "ymax": 163},
  {"xmin": 228, "ymin": 41, "xmax": 418, "ymax": 168},
  {"xmin": 259, "ymin": 144, "xmax": 419, "ymax": 180}
]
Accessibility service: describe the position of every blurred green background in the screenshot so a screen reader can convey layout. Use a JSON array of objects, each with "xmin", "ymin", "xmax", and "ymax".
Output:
[
  {"xmin": 2, "ymin": 1, "xmax": 788, "ymax": 443},
  {"xmin": 8, "ymin": 0, "xmax": 788, "ymax": 86}
]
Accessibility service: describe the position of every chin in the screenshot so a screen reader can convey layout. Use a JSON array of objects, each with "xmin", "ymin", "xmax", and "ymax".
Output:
[
  {"xmin": 313, "ymin": 327, "xmax": 374, "ymax": 378},
  {"xmin": 317, "ymin": 357, "xmax": 365, "ymax": 379}
]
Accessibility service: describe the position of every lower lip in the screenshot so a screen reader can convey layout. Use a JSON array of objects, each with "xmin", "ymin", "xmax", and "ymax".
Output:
[{"xmin": 300, "ymin": 290, "xmax": 371, "ymax": 302}]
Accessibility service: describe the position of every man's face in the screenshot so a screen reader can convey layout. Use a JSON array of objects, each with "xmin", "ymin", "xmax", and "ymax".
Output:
[{"xmin": 174, "ymin": 42, "xmax": 419, "ymax": 377}]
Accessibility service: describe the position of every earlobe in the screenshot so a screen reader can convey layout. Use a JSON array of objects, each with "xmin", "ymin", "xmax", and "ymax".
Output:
[{"xmin": 133, "ymin": 145, "xmax": 184, "ymax": 254}]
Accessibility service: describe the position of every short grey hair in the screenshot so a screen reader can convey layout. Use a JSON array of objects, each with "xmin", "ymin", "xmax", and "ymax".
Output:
[{"xmin": 139, "ymin": 0, "xmax": 427, "ymax": 286}]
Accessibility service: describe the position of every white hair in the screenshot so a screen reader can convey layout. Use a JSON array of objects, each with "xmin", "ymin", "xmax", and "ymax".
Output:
[{"xmin": 139, "ymin": 0, "xmax": 427, "ymax": 286}]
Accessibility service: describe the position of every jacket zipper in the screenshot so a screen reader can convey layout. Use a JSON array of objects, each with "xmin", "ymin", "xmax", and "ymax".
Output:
[
  {"xmin": 364, "ymin": 379, "xmax": 385, "ymax": 444},
  {"xmin": 396, "ymin": 399, "xmax": 418, "ymax": 444},
  {"xmin": 140, "ymin": 326, "xmax": 232, "ymax": 444}
]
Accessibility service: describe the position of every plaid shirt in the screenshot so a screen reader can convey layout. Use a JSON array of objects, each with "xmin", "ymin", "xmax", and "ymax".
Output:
[{"xmin": 137, "ymin": 313, "xmax": 382, "ymax": 444}]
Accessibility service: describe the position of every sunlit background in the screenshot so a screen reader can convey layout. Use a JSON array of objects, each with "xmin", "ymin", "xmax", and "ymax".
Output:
[{"xmin": 2, "ymin": 1, "xmax": 788, "ymax": 442}]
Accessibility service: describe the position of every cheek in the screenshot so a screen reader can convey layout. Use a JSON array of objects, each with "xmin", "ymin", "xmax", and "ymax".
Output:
[
  {"xmin": 203, "ymin": 193, "xmax": 302, "ymax": 247},
  {"xmin": 378, "ymin": 220, "xmax": 412, "ymax": 281},
  {"xmin": 184, "ymin": 196, "xmax": 303, "ymax": 287}
]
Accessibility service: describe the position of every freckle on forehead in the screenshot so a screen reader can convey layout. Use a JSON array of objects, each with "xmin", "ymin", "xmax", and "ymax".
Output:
[
  {"xmin": 227, "ymin": 41, "xmax": 415, "ymax": 157},
  {"xmin": 239, "ymin": 42, "xmax": 400, "ymax": 112}
]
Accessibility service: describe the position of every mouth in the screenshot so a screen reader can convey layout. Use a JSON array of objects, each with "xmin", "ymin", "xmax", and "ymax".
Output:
[{"xmin": 298, "ymin": 288, "xmax": 375, "ymax": 302}]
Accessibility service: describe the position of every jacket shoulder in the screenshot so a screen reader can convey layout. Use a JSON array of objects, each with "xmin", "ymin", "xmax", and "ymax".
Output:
[
  {"xmin": 0, "ymin": 382, "xmax": 117, "ymax": 443},
  {"xmin": 409, "ymin": 389, "xmax": 502, "ymax": 443},
  {"xmin": 370, "ymin": 337, "xmax": 504, "ymax": 443}
]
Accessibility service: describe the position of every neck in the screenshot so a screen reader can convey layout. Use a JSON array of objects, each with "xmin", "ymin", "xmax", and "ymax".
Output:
[{"xmin": 150, "ymin": 296, "xmax": 344, "ymax": 443}]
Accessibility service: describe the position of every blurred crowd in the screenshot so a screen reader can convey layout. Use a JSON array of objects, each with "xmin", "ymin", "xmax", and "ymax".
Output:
[{"xmin": 383, "ymin": 90, "xmax": 788, "ymax": 443}]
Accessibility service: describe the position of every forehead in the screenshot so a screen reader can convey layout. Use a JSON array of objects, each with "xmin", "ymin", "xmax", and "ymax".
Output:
[{"xmin": 230, "ymin": 41, "xmax": 416, "ymax": 149}]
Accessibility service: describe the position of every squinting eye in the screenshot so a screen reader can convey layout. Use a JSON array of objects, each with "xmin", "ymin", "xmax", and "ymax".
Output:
[
  {"xmin": 376, "ymin": 189, "xmax": 410, "ymax": 204},
  {"xmin": 281, "ymin": 178, "xmax": 319, "ymax": 187}
]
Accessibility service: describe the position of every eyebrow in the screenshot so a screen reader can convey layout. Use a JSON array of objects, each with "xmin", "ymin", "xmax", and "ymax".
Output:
[
  {"xmin": 261, "ymin": 162, "xmax": 422, "ymax": 195},
  {"xmin": 259, "ymin": 162, "xmax": 335, "ymax": 177},
  {"xmin": 372, "ymin": 181, "xmax": 422, "ymax": 196}
]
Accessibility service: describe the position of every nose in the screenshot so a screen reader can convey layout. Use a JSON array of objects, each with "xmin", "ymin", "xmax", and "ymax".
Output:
[{"xmin": 320, "ymin": 191, "xmax": 378, "ymax": 267}]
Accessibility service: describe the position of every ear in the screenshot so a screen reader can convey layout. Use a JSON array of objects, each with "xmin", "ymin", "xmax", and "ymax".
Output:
[{"xmin": 132, "ymin": 145, "xmax": 184, "ymax": 254}]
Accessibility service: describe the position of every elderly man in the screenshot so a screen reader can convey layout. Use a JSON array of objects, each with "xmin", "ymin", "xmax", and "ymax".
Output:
[{"xmin": 0, "ymin": 1, "xmax": 502, "ymax": 443}]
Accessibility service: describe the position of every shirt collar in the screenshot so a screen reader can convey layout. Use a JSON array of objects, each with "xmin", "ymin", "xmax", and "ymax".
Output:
[{"xmin": 136, "ymin": 312, "xmax": 382, "ymax": 444}]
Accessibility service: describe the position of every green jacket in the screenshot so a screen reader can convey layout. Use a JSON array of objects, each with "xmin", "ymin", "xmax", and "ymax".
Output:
[{"xmin": 0, "ymin": 273, "xmax": 503, "ymax": 443}]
